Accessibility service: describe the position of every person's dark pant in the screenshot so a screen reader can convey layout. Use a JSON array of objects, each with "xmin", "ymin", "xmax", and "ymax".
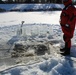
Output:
[{"xmin": 63, "ymin": 34, "xmax": 71, "ymax": 49}]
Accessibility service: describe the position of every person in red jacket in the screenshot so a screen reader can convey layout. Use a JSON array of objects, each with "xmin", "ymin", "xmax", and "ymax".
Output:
[{"xmin": 60, "ymin": 0, "xmax": 76, "ymax": 55}]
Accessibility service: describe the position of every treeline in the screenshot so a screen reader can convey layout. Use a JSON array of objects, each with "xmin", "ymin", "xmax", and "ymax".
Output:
[
  {"xmin": 0, "ymin": 0, "xmax": 76, "ymax": 4},
  {"xmin": 0, "ymin": 0, "xmax": 63, "ymax": 4}
]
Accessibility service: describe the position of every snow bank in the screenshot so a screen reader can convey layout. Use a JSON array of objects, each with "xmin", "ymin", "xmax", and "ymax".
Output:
[
  {"xmin": 0, "ymin": 4, "xmax": 15, "ymax": 10},
  {"xmin": 0, "ymin": 4, "xmax": 64, "ymax": 11}
]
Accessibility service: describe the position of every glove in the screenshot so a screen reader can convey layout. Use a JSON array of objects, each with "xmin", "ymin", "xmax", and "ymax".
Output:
[{"xmin": 65, "ymin": 24, "xmax": 70, "ymax": 28}]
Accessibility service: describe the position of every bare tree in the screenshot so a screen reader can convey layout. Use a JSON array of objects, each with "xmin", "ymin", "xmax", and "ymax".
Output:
[
  {"xmin": 0, "ymin": 0, "xmax": 5, "ymax": 3},
  {"xmin": 25, "ymin": 0, "xmax": 32, "ymax": 3},
  {"xmin": 56, "ymin": 0, "xmax": 63, "ymax": 3}
]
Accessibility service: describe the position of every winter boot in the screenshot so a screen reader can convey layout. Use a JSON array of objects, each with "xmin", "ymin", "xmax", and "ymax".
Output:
[
  {"xmin": 60, "ymin": 47, "xmax": 66, "ymax": 52},
  {"xmin": 60, "ymin": 48, "xmax": 70, "ymax": 56},
  {"xmin": 60, "ymin": 42, "xmax": 68, "ymax": 52}
]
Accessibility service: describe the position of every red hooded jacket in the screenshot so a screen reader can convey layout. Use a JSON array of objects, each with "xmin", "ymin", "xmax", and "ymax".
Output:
[{"xmin": 60, "ymin": 0, "xmax": 76, "ymax": 38}]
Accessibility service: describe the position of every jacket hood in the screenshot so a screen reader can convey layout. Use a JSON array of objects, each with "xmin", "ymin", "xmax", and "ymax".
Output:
[{"xmin": 63, "ymin": 0, "xmax": 72, "ymax": 6}]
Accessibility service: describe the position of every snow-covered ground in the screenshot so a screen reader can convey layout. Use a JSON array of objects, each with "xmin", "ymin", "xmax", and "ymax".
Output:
[
  {"xmin": 0, "ymin": 4, "xmax": 76, "ymax": 75},
  {"xmin": 0, "ymin": 11, "xmax": 60, "ymax": 27}
]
